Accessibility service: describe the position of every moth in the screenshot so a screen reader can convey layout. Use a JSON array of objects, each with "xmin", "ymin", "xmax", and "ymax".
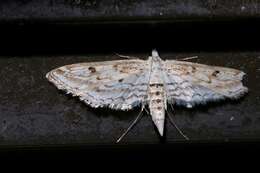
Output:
[{"xmin": 46, "ymin": 50, "xmax": 248, "ymax": 142}]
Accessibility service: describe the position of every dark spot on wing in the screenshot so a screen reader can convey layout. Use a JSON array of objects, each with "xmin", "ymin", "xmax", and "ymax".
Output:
[
  {"xmin": 157, "ymin": 106, "xmax": 162, "ymax": 110},
  {"xmin": 212, "ymin": 70, "xmax": 220, "ymax": 77},
  {"xmin": 88, "ymin": 66, "xmax": 96, "ymax": 73},
  {"xmin": 113, "ymin": 64, "xmax": 118, "ymax": 68},
  {"xmin": 55, "ymin": 69, "xmax": 64, "ymax": 75},
  {"xmin": 118, "ymin": 78, "xmax": 124, "ymax": 82},
  {"xmin": 96, "ymin": 76, "xmax": 101, "ymax": 80},
  {"xmin": 192, "ymin": 66, "xmax": 196, "ymax": 73}
]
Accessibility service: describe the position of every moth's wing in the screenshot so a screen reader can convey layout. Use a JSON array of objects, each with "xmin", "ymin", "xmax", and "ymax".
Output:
[
  {"xmin": 163, "ymin": 60, "xmax": 248, "ymax": 108},
  {"xmin": 46, "ymin": 59, "xmax": 150, "ymax": 110}
]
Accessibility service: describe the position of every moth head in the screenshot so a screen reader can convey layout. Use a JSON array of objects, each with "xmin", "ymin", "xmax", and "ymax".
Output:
[{"xmin": 152, "ymin": 49, "xmax": 159, "ymax": 57}]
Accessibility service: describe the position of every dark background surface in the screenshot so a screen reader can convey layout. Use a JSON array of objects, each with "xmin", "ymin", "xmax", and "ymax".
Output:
[
  {"xmin": 0, "ymin": 51, "xmax": 259, "ymax": 145},
  {"xmin": 0, "ymin": 0, "xmax": 260, "ymax": 20},
  {"xmin": 0, "ymin": 0, "xmax": 260, "ymax": 163}
]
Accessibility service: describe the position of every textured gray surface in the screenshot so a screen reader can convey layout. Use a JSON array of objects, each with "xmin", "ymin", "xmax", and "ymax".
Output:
[
  {"xmin": 0, "ymin": 52, "xmax": 259, "ymax": 146},
  {"xmin": 0, "ymin": 0, "xmax": 259, "ymax": 20}
]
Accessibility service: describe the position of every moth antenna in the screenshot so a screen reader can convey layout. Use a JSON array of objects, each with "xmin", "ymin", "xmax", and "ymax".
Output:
[
  {"xmin": 179, "ymin": 56, "xmax": 198, "ymax": 61},
  {"xmin": 116, "ymin": 106, "xmax": 144, "ymax": 143},
  {"xmin": 114, "ymin": 52, "xmax": 140, "ymax": 59},
  {"xmin": 166, "ymin": 107, "xmax": 189, "ymax": 140}
]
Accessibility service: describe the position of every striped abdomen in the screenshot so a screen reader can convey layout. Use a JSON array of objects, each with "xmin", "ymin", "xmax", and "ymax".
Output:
[{"xmin": 148, "ymin": 83, "xmax": 166, "ymax": 136}]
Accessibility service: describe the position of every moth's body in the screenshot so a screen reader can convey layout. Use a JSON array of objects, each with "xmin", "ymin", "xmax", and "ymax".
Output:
[
  {"xmin": 46, "ymin": 50, "xmax": 248, "ymax": 139},
  {"xmin": 147, "ymin": 51, "xmax": 167, "ymax": 135}
]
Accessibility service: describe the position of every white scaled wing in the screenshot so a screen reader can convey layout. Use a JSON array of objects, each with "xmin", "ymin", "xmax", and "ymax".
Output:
[
  {"xmin": 46, "ymin": 59, "xmax": 150, "ymax": 110},
  {"xmin": 163, "ymin": 60, "xmax": 248, "ymax": 108}
]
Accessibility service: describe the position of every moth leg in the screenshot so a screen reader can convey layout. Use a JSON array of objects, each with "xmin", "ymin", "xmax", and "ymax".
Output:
[
  {"xmin": 166, "ymin": 105, "xmax": 189, "ymax": 140},
  {"xmin": 143, "ymin": 106, "xmax": 150, "ymax": 115},
  {"xmin": 116, "ymin": 106, "xmax": 145, "ymax": 143}
]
